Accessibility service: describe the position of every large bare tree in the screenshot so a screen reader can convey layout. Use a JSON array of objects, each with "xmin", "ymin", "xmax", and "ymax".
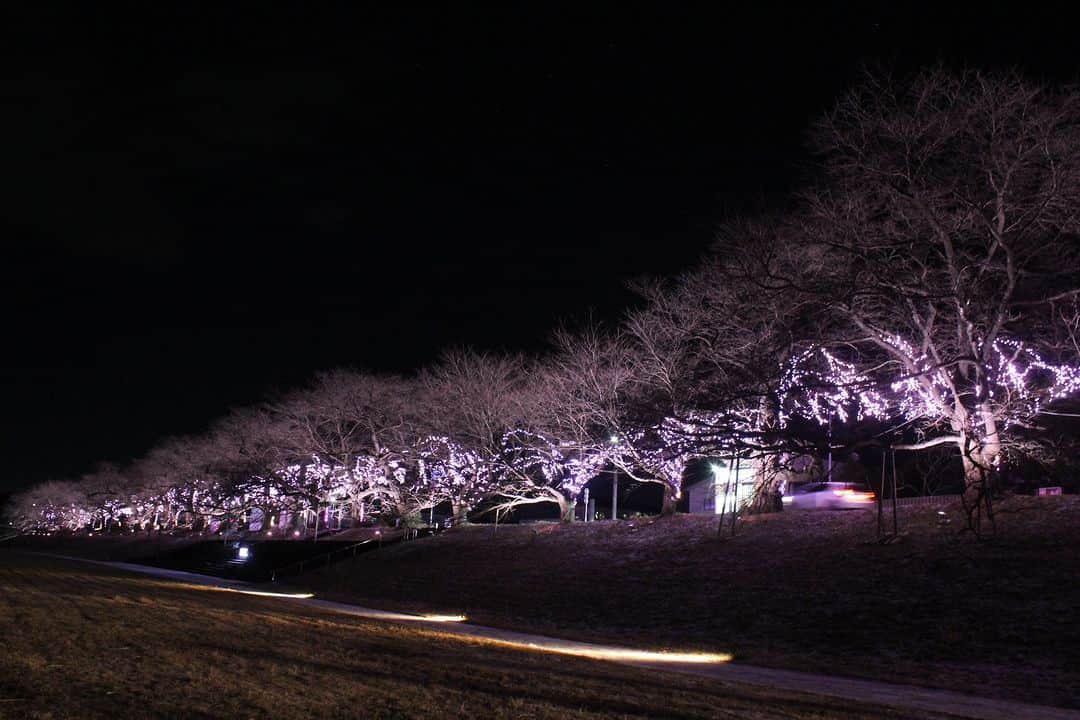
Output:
[
  {"xmin": 268, "ymin": 369, "xmax": 426, "ymax": 524},
  {"xmin": 624, "ymin": 220, "xmax": 830, "ymax": 511},
  {"xmin": 800, "ymin": 67, "xmax": 1080, "ymax": 524},
  {"xmin": 420, "ymin": 348, "xmax": 527, "ymax": 523}
]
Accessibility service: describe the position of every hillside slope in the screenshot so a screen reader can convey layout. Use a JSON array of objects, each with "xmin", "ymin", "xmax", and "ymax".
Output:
[{"xmin": 300, "ymin": 497, "xmax": 1080, "ymax": 708}]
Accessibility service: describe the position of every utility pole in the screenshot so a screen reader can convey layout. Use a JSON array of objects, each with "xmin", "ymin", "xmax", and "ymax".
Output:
[
  {"xmin": 611, "ymin": 468, "xmax": 618, "ymax": 521},
  {"xmin": 826, "ymin": 416, "xmax": 833, "ymax": 482},
  {"xmin": 608, "ymin": 433, "xmax": 621, "ymax": 521}
]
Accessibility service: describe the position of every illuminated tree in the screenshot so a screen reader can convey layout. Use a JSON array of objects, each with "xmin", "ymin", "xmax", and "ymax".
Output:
[
  {"xmin": 797, "ymin": 67, "xmax": 1080, "ymax": 523},
  {"xmin": 268, "ymin": 369, "xmax": 424, "ymax": 524},
  {"xmin": 420, "ymin": 349, "xmax": 526, "ymax": 523},
  {"xmin": 623, "ymin": 223, "xmax": 825, "ymax": 512},
  {"xmin": 539, "ymin": 325, "xmax": 692, "ymax": 515},
  {"xmin": 6, "ymin": 480, "xmax": 89, "ymax": 532},
  {"xmin": 133, "ymin": 435, "xmax": 227, "ymax": 530}
]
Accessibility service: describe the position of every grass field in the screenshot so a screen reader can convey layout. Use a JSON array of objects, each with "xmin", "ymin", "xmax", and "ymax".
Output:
[
  {"xmin": 0, "ymin": 554, "xmax": 943, "ymax": 720},
  {"xmin": 299, "ymin": 495, "xmax": 1080, "ymax": 709}
]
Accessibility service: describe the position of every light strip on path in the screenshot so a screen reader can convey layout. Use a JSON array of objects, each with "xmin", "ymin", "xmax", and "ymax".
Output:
[
  {"xmin": 483, "ymin": 638, "xmax": 731, "ymax": 664},
  {"xmin": 192, "ymin": 584, "xmax": 465, "ymax": 619},
  {"xmin": 179, "ymin": 584, "xmax": 316, "ymax": 600},
  {"xmin": 229, "ymin": 589, "xmax": 316, "ymax": 599}
]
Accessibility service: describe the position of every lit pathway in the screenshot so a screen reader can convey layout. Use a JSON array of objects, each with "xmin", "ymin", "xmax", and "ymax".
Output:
[{"xmin": 42, "ymin": 553, "xmax": 1080, "ymax": 720}]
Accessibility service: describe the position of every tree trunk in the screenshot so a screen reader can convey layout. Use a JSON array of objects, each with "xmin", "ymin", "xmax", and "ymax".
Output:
[
  {"xmin": 749, "ymin": 454, "xmax": 782, "ymax": 514},
  {"xmin": 556, "ymin": 495, "xmax": 573, "ymax": 522},
  {"xmin": 660, "ymin": 488, "xmax": 677, "ymax": 516},
  {"xmin": 957, "ymin": 430, "xmax": 996, "ymax": 536},
  {"xmin": 451, "ymin": 501, "xmax": 469, "ymax": 526},
  {"xmin": 749, "ymin": 394, "xmax": 783, "ymax": 513}
]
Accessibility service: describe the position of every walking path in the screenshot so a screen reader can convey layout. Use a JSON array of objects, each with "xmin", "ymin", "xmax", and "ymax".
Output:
[{"xmin": 38, "ymin": 553, "xmax": 1080, "ymax": 720}]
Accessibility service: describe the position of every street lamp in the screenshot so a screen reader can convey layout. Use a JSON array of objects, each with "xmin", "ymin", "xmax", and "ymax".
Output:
[{"xmin": 608, "ymin": 433, "xmax": 620, "ymax": 521}]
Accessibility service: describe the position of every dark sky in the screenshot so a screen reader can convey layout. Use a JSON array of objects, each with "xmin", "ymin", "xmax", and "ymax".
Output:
[{"xmin": 2, "ymin": 4, "xmax": 1076, "ymax": 491}]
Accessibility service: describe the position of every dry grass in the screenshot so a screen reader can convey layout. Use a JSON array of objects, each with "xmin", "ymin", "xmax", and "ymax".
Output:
[
  {"xmin": 0, "ymin": 554, "xmax": 935, "ymax": 720},
  {"xmin": 301, "ymin": 495, "xmax": 1080, "ymax": 709},
  {"xmin": 14, "ymin": 532, "xmax": 206, "ymax": 562}
]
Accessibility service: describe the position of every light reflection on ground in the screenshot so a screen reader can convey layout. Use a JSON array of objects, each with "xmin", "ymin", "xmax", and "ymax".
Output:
[{"xmin": 480, "ymin": 638, "xmax": 732, "ymax": 664}]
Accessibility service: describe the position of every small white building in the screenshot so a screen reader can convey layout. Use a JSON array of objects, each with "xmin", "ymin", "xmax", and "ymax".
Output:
[{"xmin": 685, "ymin": 459, "xmax": 756, "ymax": 515}]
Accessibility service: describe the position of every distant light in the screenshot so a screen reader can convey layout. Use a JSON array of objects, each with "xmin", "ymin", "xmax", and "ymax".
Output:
[
  {"xmin": 293, "ymin": 530, "xmax": 301, "ymax": 537},
  {"xmin": 237, "ymin": 546, "xmax": 250, "ymax": 560},
  {"xmin": 782, "ymin": 496, "xmax": 793, "ymax": 504},
  {"xmin": 421, "ymin": 614, "xmax": 467, "ymax": 623},
  {"xmin": 266, "ymin": 531, "xmax": 273, "ymax": 536},
  {"xmin": 609, "ymin": 434, "xmax": 619, "ymax": 444}
]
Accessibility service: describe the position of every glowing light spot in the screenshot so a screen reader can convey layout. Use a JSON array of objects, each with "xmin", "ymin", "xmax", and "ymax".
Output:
[
  {"xmin": 420, "ymin": 614, "xmax": 467, "ymax": 623},
  {"xmin": 230, "ymin": 589, "xmax": 314, "ymax": 599},
  {"xmin": 492, "ymin": 640, "xmax": 731, "ymax": 664}
]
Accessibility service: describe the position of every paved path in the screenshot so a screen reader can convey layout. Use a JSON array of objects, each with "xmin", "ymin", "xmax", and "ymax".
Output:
[{"xmin": 38, "ymin": 553, "xmax": 1080, "ymax": 720}]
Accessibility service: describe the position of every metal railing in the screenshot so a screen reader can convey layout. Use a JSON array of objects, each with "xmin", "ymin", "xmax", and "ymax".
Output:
[
  {"xmin": 892, "ymin": 494, "xmax": 961, "ymax": 507},
  {"xmin": 269, "ymin": 537, "xmax": 379, "ymax": 582}
]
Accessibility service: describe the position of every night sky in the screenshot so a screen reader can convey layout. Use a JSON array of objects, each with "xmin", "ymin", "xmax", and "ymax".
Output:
[{"xmin": 2, "ymin": 4, "xmax": 1076, "ymax": 492}]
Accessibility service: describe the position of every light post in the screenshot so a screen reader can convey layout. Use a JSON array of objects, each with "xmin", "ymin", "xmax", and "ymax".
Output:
[
  {"xmin": 609, "ymin": 433, "xmax": 620, "ymax": 521},
  {"xmin": 826, "ymin": 416, "xmax": 833, "ymax": 483},
  {"xmin": 713, "ymin": 460, "xmax": 737, "ymax": 537}
]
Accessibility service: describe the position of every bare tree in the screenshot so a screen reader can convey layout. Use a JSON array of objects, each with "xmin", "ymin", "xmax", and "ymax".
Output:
[
  {"xmin": 541, "ymin": 324, "xmax": 693, "ymax": 515},
  {"xmin": 268, "ymin": 369, "xmax": 425, "ymax": 525},
  {"xmin": 5, "ymin": 480, "xmax": 89, "ymax": 532},
  {"xmin": 800, "ymin": 66, "xmax": 1080, "ymax": 528},
  {"xmin": 420, "ymin": 348, "xmax": 527, "ymax": 523},
  {"xmin": 623, "ymin": 220, "xmax": 830, "ymax": 512}
]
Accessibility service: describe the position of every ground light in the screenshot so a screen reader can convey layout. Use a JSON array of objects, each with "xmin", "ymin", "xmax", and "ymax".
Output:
[
  {"xmin": 229, "ymin": 589, "xmax": 314, "ymax": 599},
  {"xmin": 480, "ymin": 639, "xmax": 731, "ymax": 664},
  {"xmin": 170, "ymin": 581, "xmax": 723, "ymax": 663}
]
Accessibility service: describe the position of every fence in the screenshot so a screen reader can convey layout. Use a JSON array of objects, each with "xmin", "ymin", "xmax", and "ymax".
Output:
[
  {"xmin": 891, "ymin": 494, "xmax": 961, "ymax": 508},
  {"xmin": 269, "ymin": 537, "xmax": 378, "ymax": 582}
]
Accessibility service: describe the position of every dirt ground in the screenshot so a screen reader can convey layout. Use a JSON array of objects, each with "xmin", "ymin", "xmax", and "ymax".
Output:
[
  {"xmin": 298, "ymin": 495, "xmax": 1080, "ymax": 709},
  {"xmin": 0, "ymin": 553, "xmax": 939, "ymax": 720}
]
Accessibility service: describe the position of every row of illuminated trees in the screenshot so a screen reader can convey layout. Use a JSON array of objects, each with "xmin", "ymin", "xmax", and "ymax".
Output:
[{"xmin": 9, "ymin": 66, "xmax": 1080, "ymax": 535}]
